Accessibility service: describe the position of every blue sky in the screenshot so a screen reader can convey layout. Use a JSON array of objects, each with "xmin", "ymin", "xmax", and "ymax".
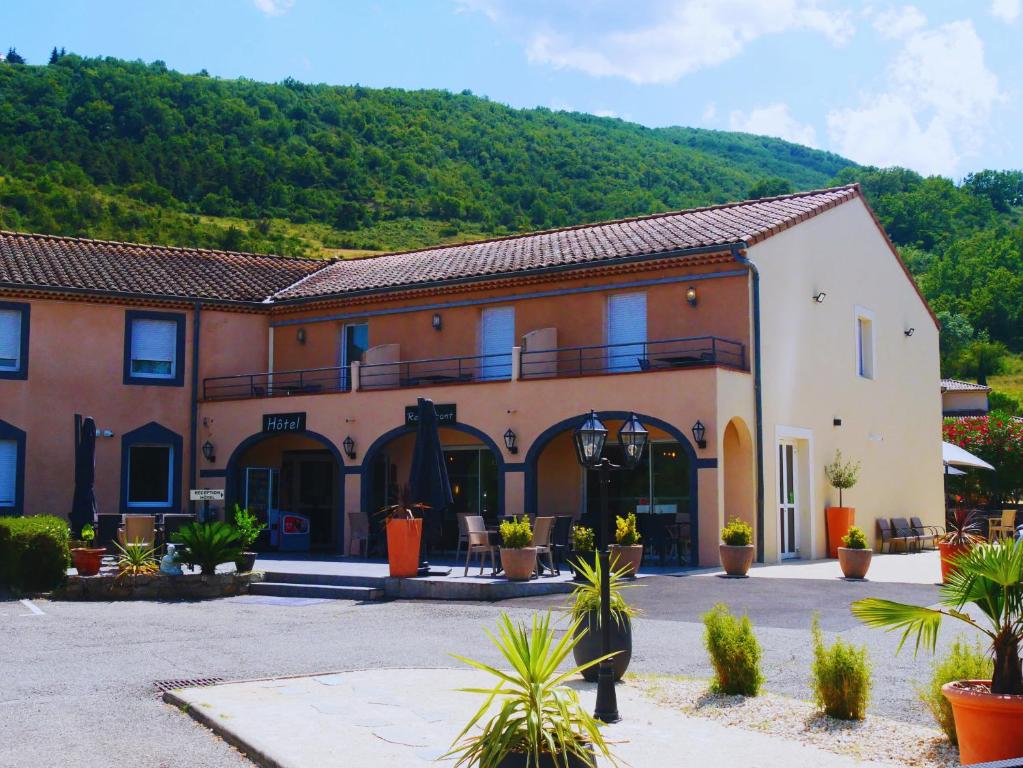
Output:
[{"xmin": 2, "ymin": 1, "xmax": 1020, "ymax": 178}]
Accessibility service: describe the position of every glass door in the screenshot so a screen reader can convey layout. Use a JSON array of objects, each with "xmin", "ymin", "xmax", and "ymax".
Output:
[
  {"xmin": 244, "ymin": 466, "xmax": 278, "ymax": 548},
  {"xmin": 778, "ymin": 442, "xmax": 799, "ymax": 559},
  {"xmin": 341, "ymin": 322, "xmax": 368, "ymax": 391}
]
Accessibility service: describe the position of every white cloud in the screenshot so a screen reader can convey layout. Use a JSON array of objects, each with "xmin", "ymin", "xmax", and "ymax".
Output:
[
  {"xmin": 593, "ymin": 109, "xmax": 619, "ymax": 118},
  {"xmin": 702, "ymin": 102, "xmax": 718, "ymax": 123},
  {"xmin": 253, "ymin": 0, "xmax": 295, "ymax": 17},
  {"xmin": 827, "ymin": 20, "xmax": 1001, "ymax": 175},
  {"xmin": 729, "ymin": 103, "xmax": 818, "ymax": 147},
  {"xmin": 872, "ymin": 5, "xmax": 926, "ymax": 39},
  {"xmin": 991, "ymin": 0, "xmax": 1020, "ymax": 22}
]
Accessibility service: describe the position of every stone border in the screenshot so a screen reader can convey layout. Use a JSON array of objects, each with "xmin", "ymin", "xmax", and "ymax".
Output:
[{"xmin": 55, "ymin": 571, "xmax": 263, "ymax": 601}]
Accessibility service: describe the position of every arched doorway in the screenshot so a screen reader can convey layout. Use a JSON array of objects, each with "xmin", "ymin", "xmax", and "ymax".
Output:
[
  {"xmin": 225, "ymin": 431, "xmax": 344, "ymax": 552},
  {"xmin": 360, "ymin": 422, "xmax": 504, "ymax": 555},
  {"xmin": 524, "ymin": 412, "xmax": 699, "ymax": 566},
  {"xmin": 723, "ymin": 417, "xmax": 755, "ymax": 533}
]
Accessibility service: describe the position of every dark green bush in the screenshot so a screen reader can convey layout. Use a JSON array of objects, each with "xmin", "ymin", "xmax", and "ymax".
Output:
[
  {"xmin": 920, "ymin": 637, "xmax": 993, "ymax": 744},
  {"xmin": 703, "ymin": 603, "xmax": 763, "ymax": 696},
  {"xmin": 0, "ymin": 515, "xmax": 70, "ymax": 592},
  {"xmin": 172, "ymin": 521, "xmax": 242, "ymax": 576},
  {"xmin": 811, "ymin": 614, "xmax": 871, "ymax": 720}
]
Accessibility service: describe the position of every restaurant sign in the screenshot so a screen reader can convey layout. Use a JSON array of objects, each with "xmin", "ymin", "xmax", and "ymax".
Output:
[
  {"xmin": 262, "ymin": 412, "xmax": 306, "ymax": 433},
  {"xmin": 405, "ymin": 403, "xmax": 457, "ymax": 426}
]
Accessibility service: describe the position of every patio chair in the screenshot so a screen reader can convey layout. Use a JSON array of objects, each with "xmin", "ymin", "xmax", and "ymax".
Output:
[
  {"xmin": 876, "ymin": 518, "xmax": 912, "ymax": 554},
  {"xmin": 454, "ymin": 513, "xmax": 470, "ymax": 562},
  {"xmin": 532, "ymin": 516, "xmax": 557, "ymax": 577},
  {"xmin": 988, "ymin": 510, "xmax": 1017, "ymax": 542},
  {"xmin": 118, "ymin": 515, "xmax": 156, "ymax": 549},
  {"xmin": 910, "ymin": 516, "xmax": 941, "ymax": 550},
  {"xmin": 463, "ymin": 515, "xmax": 497, "ymax": 576},
  {"xmin": 550, "ymin": 516, "xmax": 573, "ymax": 572},
  {"xmin": 347, "ymin": 512, "xmax": 369, "ymax": 557},
  {"xmin": 890, "ymin": 517, "xmax": 921, "ymax": 553}
]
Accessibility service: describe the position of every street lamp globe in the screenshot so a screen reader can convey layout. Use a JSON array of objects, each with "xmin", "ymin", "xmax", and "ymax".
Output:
[
  {"xmin": 618, "ymin": 412, "xmax": 649, "ymax": 468},
  {"xmin": 573, "ymin": 411, "xmax": 608, "ymax": 468}
]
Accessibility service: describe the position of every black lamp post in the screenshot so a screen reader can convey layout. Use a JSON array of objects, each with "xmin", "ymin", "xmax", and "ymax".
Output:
[{"xmin": 573, "ymin": 410, "xmax": 648, "ymax": 724}]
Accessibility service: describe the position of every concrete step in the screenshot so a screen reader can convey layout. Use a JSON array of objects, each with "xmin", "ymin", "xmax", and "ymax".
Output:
[
  {"xmin": 249, "ymin": 581, "xmax": 386, "ymax": 601},
  {"xmin": 260, "ymin": 571, "xmax": 387, "ymax": 588}
]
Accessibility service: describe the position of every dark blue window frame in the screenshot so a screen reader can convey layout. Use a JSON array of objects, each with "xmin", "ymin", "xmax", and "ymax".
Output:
[
  {"xmin": 120, "ymin": 422, "xmax": 183, "ymax": 514},
  {"xmin": 0, "ymin": 301, "xmax": 30, "ymax": 381},
  {"xmin": 0, "ymin": 419, "xmax": 26, "ymax": 516},
  {"xmin": 123, "ymin": 310, "xmax": 186, "ymax": 387}
]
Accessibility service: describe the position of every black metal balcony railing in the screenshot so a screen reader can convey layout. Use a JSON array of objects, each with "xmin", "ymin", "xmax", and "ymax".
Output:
[
  {"xmin": 202, "ymin": 336, "xmax": 745, "ymax": 401},
  {"xmin": 519, "ymin": 336, "xmax": 745, "ymax": 379}
]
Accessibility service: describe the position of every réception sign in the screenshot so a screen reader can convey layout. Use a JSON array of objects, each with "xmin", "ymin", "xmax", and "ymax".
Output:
[
  {"xmin": 262, "ymin": 412, "xmax": 306, "ymax": 433},
  {"xmin": 189, "ymin": 488, "xmax": 225, "ymax": 501},
  {"xmin": 405, "ymin": 403, "xmax": 456, "ymax": 426}
]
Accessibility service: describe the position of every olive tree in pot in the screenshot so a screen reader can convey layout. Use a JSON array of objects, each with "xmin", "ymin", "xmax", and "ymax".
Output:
[
  {"xmin": 567, "ymin": 554, "xmax": 640, "ymax": 681},
  {"xmin": 445, "ymin": 612, "xmax": 618, "ymax": 768},
  {"xmin": 500, "ymin": 516, "xmax": 536, "ymax": 581},
  {"xmin": 609, "ymin": 513, "xmax": 642, "ymax": 578},
  {"xmin": 852, "ymin": 540, "xmax": 1023, "ymax": 765},
  {"xmin": 172, "ymin": 521, "xmax": 243, "ymax": 577},
  {"xmin": 233, "ymin": 505, "xmax": 266, "ymax": 573},
  {"xmin": 837, "ymin": 526, "xmax": 872, "ymax": 580},
  {"xmin": 824, "ymin": 450, "xmax": 861, "ymax": 559},
  {"xmin": 719, "ymin": 517, "xmax": 755, "ymax": 577},
  {"xmin": 938, "ymin": 508, "xmax": 983, "ymax": 584},
  {"xmin": 70, "ymin": 523, "xmax": 106, "ymax": 577},
  {"xmin": 568, "ymin": 525, "xmax": 595, "ymax": 582}
]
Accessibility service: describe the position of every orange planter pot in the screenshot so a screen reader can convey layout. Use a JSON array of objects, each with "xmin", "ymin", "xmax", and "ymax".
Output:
[
  {"xmin": 826, "ymin": 507, "xmax": 855, "ymax": 559},
  {"xmin": 385, "ymin": 518, "xmax": 422, "ymax": 578},
  {"xmin": 943, "ymin": 680, "xmax": 1023, "ymax": 764},
  {"xmin": 938, "ymin": 541, "xmax": 971, "ymax": 584}
]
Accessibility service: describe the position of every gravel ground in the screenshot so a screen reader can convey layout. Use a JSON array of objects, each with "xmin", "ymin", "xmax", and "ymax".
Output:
[{"xmin": 0, "ymin": 573, "xmax": 980, "ymax": 768}]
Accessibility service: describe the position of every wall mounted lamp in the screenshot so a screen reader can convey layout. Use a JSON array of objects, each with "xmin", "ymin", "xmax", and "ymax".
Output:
[
  {"xmin": 833, "ymin": 418, "xmax": 843, "ymax": 427},
  {"xmin": 432, "ymin": 313, "xmax": 442, "ymax": 331},
  {"xmin": 686, "ymin": 286, "xmax": 698, "ymax": 307},
  {"xmin": 691, "ymin": 420, "xmax": 707, "ymax": 449},
  {"xmin": 812, "ymin": 292, "xmax": 827, "ymax": 304},
  {"xmin": 297, "ymin": 327, "xmax": 307, "ymax": 344},
  {"xmin": 904, "ymin": 328, "xmax": 915, "ymax": 337},
  {"xmin": 342, "ymin": 435, "xmax": 356, "ymax": 460},
  {"xmin": 504, "ymin": 428, "xmax": 518, "ymax": 454},
  {"xmin": 201, "ymin": 440, "xmax": 216, "ymax": 462}
]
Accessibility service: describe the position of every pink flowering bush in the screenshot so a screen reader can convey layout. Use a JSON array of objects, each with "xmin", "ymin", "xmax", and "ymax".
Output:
[{"xmin": 943, "ymin": 411, "xmax": 1023, "ymax": 504}]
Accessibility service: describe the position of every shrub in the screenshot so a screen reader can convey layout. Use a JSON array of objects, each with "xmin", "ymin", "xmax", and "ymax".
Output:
[
  {"xmin": 499, "ymin": 516, "xmax": 532, "ymax": 549},
  {"xmin": 810, "ymin": 614, "xmax": 871, "ymax": 720},
  {"xmin": 615, "ymin": 513, "xmax": 641, "ymax": 546},
  {"xmin": 919, "ymin": 637, "xmax": 993, "ymax": 744},
  {"xmin": 703, "ymin": 603, "xmax": 763, "ymax": 696},
  {"xmin": 233, "ymin": 505, "xmax": 267, "ymax": 550},
  {"xmin": 721, "ymin": 517, "xmax": 753, "ymax": 546},
  {"xmin": 113, "ymin": 540, "xmax": 159, "ymax": 578},
  {"xmin": 841, "ymin": 526, "xmax": 867, "ymax": 549},
  {"xmin": 0, "ymin": 515, "xmax": 70, "ymax": 592},
  {"xmin": 171, "ymin": 521, "xmax": 243, "ymax": 576},
  {"xmin": 570, "ymin": 525, "xmax": 595, "ymax": 553}
]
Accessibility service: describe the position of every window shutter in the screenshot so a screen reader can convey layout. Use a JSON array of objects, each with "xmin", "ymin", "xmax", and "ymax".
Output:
[
  {"xmin": 0, "ymin": 310, "xmax": 21, "ymax": 369},
  {"xmin": 131, "ymin": 319, "xmax": 176, "ymax": 374},
  {"xmin": 607, "ymin": 293, "xmax": 647, "ymax": 371},
  {"xmin": 480, "ymin": 307, "xmax": 514, "ymax": 379},
  {"xmin": 0, "ymin": 440, "xmax": 16, "ymax": 506}
]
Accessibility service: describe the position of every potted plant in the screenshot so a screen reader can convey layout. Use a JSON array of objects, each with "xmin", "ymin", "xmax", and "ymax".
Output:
[
  {"xmin": 852, "ymin": 540, "xmax": 1023, "ymax": 765},
  {"xmin": 567, "ymin": 554, "xmax": 639, "ymax": 681},
  {"xmin": 609, "ymin": 512, "xmax": 642, "ymax": 578},
  {"xmin": 445, "ymin": 611, "xmax": 618, "ymax": 768},
  {"xmin": 70, "ymin": 523, "xmax": 106, "ymax": 577},
  {"xmin": 824, "ymin": 450, "xmax": 861, "ymax": 558},
  {"xmin": 568, "ymin": 525, "xmax": 595, "ymax": 582},
  {"xmin": 171, "ymin": 521, "xmax": 243, "ymax": 577},
  {"xmin": 113, "ymin": 540, "xmax": 159, "ymax": 580},
  {"xmin": 378, "ymin": 485, "xmax": 428, "ymax": 578},
  {"xmin": 233, "ymin": 505, "xmax": 266, "ymax": 573},
  {"xmin": 938, "ymin": 508, "xmax": 983, "ymax": 584},
  {"xmin": 499, "ymin": 516, "xmax": 536, "ymax": 582},
  {"xmin": 719, "ymin": 516, "xmax": 755, "ymax": 577},
  {"xmin": 837, "ymin": 525, "xmax": 871, "ymax": 579}
]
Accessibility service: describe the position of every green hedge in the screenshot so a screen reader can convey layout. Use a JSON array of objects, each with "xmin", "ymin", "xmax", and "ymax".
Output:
[{"xmin": 0, "ymin": 515, "xmax": 70, "ymax": 592}]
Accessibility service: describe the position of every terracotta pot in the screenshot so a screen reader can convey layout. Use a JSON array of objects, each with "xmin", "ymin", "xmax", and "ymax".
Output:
[
  {"xmin": 572, "ymin": 610, "xmax": 632, "ymax": 682},
  {"xmin": 837, "ymin": 547, "xmax": 872, "ymax": 579},
  {"xmin": 501, "ymin": 547, "xmax": 537, "ymax": 581},
  {"xmin": 938, "ymin": 541, "xmax": 972, "ymax": 584},
  {"xmin": 234, "ymin": 552, "xmax": 257, "ymax": 573},
  {"xmin": 385, "ymin": 517, "xmax": 422, "ymax": 578},
  {"xmin": 609, "ymin": 544, "xmax": 643, "ymax": 578},
  {"xmin": 826, "ymin": 507, "xmax": 855, "ymax": 559},
  {"xmin": 719, "ymin": 544, "xmax": 754, "ymax": 576},
  {"xmin": 70, "ymin": 547, "xmax": 106, "ymax": 577},
  {"xmin": 943, "ymin": 680, "xmax": 1023, "ymax": 765}
]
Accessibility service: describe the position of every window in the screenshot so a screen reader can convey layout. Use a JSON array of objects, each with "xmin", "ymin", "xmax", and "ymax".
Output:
[
  {"xmin": 479, "ymin": 307, "xmax": 514, "ymax": 380},
  {"xmin": 607, "ymin": 293, "xmax": 647, "ymax": 372},
  {"xmin": 124, "ymin": 311, "xmax": 184, "ymax": 386},
  {"xmin": 120, "ymin": 422, "xmax": 182, "ymax": 513},
  {"xmin": 0, "ymin": 440, "xmax": 17, "ymax": 509},
  {"xmin": 855, "ymin": 306, "xmax": 875, "ymax": 380},
  {"xmin": 0, "ymin": 302, "xmax": 29, "ymax": 380},
  {"xmin": 340, "ymin": 322, "xmax": 368, "ymax": 391}
]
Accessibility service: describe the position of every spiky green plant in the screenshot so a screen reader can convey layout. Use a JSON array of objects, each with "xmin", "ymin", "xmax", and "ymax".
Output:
[
  {"xmin": 566, "ymin": 553, "xmax": 640, "ymax": 628},
  {"xmin": 445, "ymin": 612, "xmax": 618, "ymax": 768},
  {"xmin": 852, "ymin": 539, "xmax": 1023, "ymax": 695},
  {"xmin": 171, "ymin": 521, "xmax": 243, "ymax": 576},
  {"xmin": 113, "ymin": 540, "xmax": 159, "ymax": 578}
]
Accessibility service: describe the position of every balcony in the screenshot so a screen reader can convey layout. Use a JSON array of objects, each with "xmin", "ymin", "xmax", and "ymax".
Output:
[{"xmin": 201, "ymin": 335, "xmax": 746, "ymax": 401}]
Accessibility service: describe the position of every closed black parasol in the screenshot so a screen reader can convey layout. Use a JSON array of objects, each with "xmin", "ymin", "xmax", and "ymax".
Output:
[
  {"xmin": 69, "ymin": 415, "xmax": 98, "ymax": 536},
  {"xmin": 407, "ymin": 398, "xmax": 453, "ymax": 572}
]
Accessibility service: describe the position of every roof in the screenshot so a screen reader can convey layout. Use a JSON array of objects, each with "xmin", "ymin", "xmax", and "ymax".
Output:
[
  {"xmin": 0, "ymin": 231, "xmax": 324, "ymax": 303},
  {"xmin": 941, "ymin": 379, "xmax": 992, "ymax": 393},
  {"xmin": 272, "ymin": 185, "xmax": 860, "ymax": 300}
]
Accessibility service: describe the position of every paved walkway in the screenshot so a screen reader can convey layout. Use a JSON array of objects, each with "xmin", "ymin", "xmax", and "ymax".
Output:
[
  {"xmin": 746, "ymin": 550, "xmax": 941, "ymax": 585},
  {"xmin": 167, "ymin": 668, "xmax": 898, "ymax": 768}
]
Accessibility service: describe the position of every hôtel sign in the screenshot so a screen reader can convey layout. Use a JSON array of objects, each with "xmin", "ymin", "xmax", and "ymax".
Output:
[{"xmin": 262, "ymin": 412, "xmax": 306, "ymax": 433}]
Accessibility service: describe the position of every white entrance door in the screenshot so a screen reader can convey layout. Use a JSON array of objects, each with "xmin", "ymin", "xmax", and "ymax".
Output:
[
  {"xmin": 607, "ymin": 292, "xmax": 647, "ymax": 372},
  {"xmin": 480, "ymin": 307, "xmax": 514, "ymax": 379},
  {"xmin": 778, "ymin": 442, "xmax": 799, "ymax": 559}
]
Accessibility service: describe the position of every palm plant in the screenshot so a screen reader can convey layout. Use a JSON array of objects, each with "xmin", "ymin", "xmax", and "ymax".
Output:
[
  {"xmin": 941, "ymin": 507, "xmax": 983, "ymax": 546},
  {"xmin": 851, "ymin": 540, "xmax": 1023, "ymax": 695},
  {"xmin": 113, "ymin": 540, "xmax": 159, "ymax": 578},
  {"xmin": 567, "ymin": 554, "xmax": 639, "ymax": 628},
  {"xmin": 171, "ymin": 521, "xmax": 243, "ymax": 576},
  {"xmin": 445, "ymin": 612, "xmax": 618, "ymax": 768}
]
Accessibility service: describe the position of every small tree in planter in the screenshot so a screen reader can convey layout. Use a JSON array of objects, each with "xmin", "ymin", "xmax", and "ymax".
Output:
[
  {"xmin": 233, "ymin": 505, "xmax": 267, "ymax": 573},
  {"xmin": 719, "ymin": 517, "xmax": 754, "ymax": 577},
  {"xmin": 838, "ymin": 526, "xmax": 871, "ymax": 579},
  {"xmin": 70, "ymin": 523, "xmax": 106, "ymax": 577},
  {"xmin": 852, "ymin": 540, "xmax": 1023, "ymax": 764},
  {"xmin": 609, "ymin": 512, "xmax": 642, "ymax": 577},
  {"xmin": 824, "ymin": 450, "xmax": 861, "ymax": 558},
  {"xmin": 500, "ymin": 516, "xmax": 536, "ymax": 581},
  {"xmin": 568, "ymin": 525, "xmax": 595, "ymax": 582}
]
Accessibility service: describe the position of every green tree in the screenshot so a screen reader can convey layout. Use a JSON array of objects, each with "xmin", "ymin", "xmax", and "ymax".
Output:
[
  {"xmin": 953, "ymin": 339, "xmax": 1010, "ymax": 385},
  {"xmin": 747, "ymin": 177, "xmax": 794, "ymax": 199},
  {"xmin": 4, "ymin": 47, "xmax": 25, "ymax": 64}
]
